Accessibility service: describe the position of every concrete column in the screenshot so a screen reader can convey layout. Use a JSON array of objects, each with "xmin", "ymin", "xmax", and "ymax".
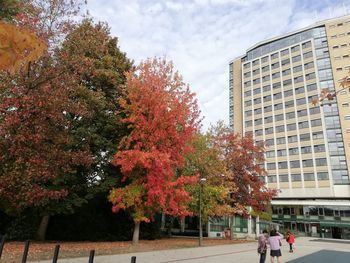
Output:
[
  {"xmin": 248, "ymin": 214, "xmax": 252, "ymax": 236},
  {"xmin": 256, "ymin": 216, "xmax": 260, "ymax": 237}
]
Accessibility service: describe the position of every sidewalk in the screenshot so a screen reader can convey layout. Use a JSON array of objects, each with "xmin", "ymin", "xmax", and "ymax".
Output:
[{"xmin": 34, "ymin": 237, "xmax": 350, "ymax": 263}]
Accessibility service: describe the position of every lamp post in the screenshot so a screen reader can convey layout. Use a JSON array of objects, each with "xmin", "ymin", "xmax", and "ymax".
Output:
[{"xmin": 199, "ymin": 177, "xmax": 206, "ymax": 246}]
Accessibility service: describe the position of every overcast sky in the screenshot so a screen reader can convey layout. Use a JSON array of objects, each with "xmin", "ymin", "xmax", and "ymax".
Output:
[{"xmin": 87, "ymin": 0, "xmax": 350, "ymax": 130}]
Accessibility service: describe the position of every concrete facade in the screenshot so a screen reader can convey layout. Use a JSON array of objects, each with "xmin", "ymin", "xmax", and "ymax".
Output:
[{"xmin": 229, "ymin": 15, "xmax": 350, "ymax": 239}]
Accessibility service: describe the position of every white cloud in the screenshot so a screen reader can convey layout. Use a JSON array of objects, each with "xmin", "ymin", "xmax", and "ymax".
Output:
[{"xmin": 86, "ymin": 0, "xmax": 350, "ymax": 130}]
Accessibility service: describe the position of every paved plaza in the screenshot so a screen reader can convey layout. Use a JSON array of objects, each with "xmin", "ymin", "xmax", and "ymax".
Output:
[{"xmin": 36, "ymin": 237, "xmax": 350, "ymax": 263}]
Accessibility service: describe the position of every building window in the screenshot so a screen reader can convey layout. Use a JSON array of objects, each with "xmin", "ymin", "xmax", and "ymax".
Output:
[
  {"xmin": 255, "ymin": 118, "xmax": 262, "ymax": 125},
  {"xmin": 271, "ymin": 53, "xmax": 279, "ymax": 60},
  {"xmin": 272, "ymin": 72, "xmax": 280, "ymax": 79},
  {"xmin": 278, "ymin": 162, "xmax": 288, "ymax": 169},
  {"xmin": 252, "ymin": 59, "xmax": 259, "ymax": 66},
  {"xmin": 303, "ymin": 51, "xmax": 313, "ymax": 59},
  {"xmin": 312, "ymin": 131, "xmax": 323, "ymax": 140},
  {"xmin": 284, "ymin": 90, "xmax": 293, "ymax": 98},
  {"xmin": 287, "ymin": 123, "xmax": 297, "ymax": 131},
  {"xmin": 281, "ymin": 58, "xmax": 290, "ymax": 66},
  {"xmin": 254, "ymin": 108, "xmax": 262, "ymax": 115},
  {"xmin": 305, "ymin": 72, "xmax": 316, "ymax": 80},
  {"xmin": 265, "ymin": 127, "xmax": 274, "ymax": 135},
  {"xmin": 292, "ymin": 55, "xmax": 301, "ymax": 63},
  {"xmin": 286, "ymin": 111, "xmax": 295, "ymax": 119},
  {"xmin": 291, "ymin": 174, "xmax": 302, "ymax": 181},
  {"xmin": 304, "ymin": 173, "xmax": 315, "ymax": 181},
  {"xmin": 301, "ymin": 146, "xmax": 312, "ymax": 154},
  {"xmin": 302, "ymin": 41, "xmax": 312, "ymax": 49},
  {"xmin": 263, "ymin": 85, "xmax": 271, "ymax": 92},
  {"xmin": 297, "ymin": 109, "xmax": 308, "ymax": 117},
  {"xmin": 288, "ymin": 135, "xmax": 298, "ymax": 143},
  {"xmin": 291, "ymin": 45, "xmax": 300, "ymax": 52},
  {"xmin": 273, "ymin": 82, "xmax": 281, "ymax": 89},
  {"xmin": 302, "ymin": 159, "xmax": 313, "ymax": 167},
  {"xmin": 311, "ymin": 119, "xmax": 322, "ymax": 127},
  {"xmin": 276, "ymin": 137, "xmax": 286, "ymax": 144},
  {"xmin": 268, "ymin": 175, "xmax": 277, "ymax": 183},
  {"xmin": 279, "ymin": 174, "xmax": 289, "ymax": 182},
  {"xmin": 293, "ymin": 65, "xmax": 302, "ymax": 73},
  {"xmin": 245, "ymin": 121, "xmax": 252, "ymax": 127},
  {"xmin": 253, "ymin": 78, "xmax": 261, "ymax": 85},
  {"xmin": 274, "ymin": 93, "xmax": 282, "ymax": 100},
  {"xmin": 245, "ymin": 111, "xmax": 252, "ymax": 117},
  {"xmin": 299, "ymin": 121, "xmax": 309, "ymax": 129},
  {"xmin": 264, "ymin": 105, "xmax": 272, "ymax": 112},
  {"xmin": 315, "ymin": 158, "xmax": 327, "ymax": 166},
  {"xmin": 309, "ymin": 107, "xmax": 321, "ymax": 115},
  {"xmin": 304, "ymin": 61, "xmax": 314, "ymax": 69},
  {"xmin": 300, "ymin": 133, "xmax": 310, "ymax": 141},
  {"xmin": 271, "ymin": 62, "xmax": 280, "ymax": 69},
  {"xmin": 261, "ymin": 56, "xmax": 268, "ymax": 63},
  {"xmin": 307, "ymin": 83, "xmax": 317, "ymax": 92},
  {"xmin": 296, "ymin": 98, "xmax": 306, "ymax": 105},
  {"xmin": 295, "ymin": 87, "xmax": 305, "ymax": 95},
  {"xmin": 314, "ymin": 144, "xmax": 325, "ymax": 153},
  {"xmin": 255, "ymin": 129, "xmax": 263, "ymax": 136},
  {"xmin": 264, "ymin": 95, "xmax": 272, "ymax": 102},
  {"xmin": 266, "ymin": 151, "xmax": 275, "ymax": 158},
  {"xmin": 294, "ymin": 76, "xmax": 304, "ymax": 83},
  {"xmin": 276, "ymin": 125, "xmax": 285, "ymax": 133},
  {"xmin": 275, "ymin": 113, "xmax": 284, "ymax": 121},
  {"xmin": 342, "ymin": 103, "xmax": 349, "ymax": 107},
  {"xmin": 282, "ymin": 69, "xmax": 291, "ymax": 76},
  {"xmin": 283, "ymin": 79, "xmax": 292, "ymax": 86},
  {"xmin": 253, "ymin": 88, "xmax": 261, "ymax": 95},
  {"xmin": 265, "ymin": 116, "xmax": 273, "ymax": 123},
  {"xmin": 274, "ymin": 103, "xmax": 283, "ymax": 111},
  {"xmin": 277, "ymin": 149, "xmax": 287, "ymax": 156},
  {"xmin": 289, "ymin": 147, "xmax": 299, "ymax": 155},
  {"xmin": 290, "ymin": 160, "xmax": 300, "ymax": 168},
  {"xmin": 281, "ymin": 49, "xmax": 289, "ymax": 56},
  {"xmin": 266, "ymin": 139, "xmax": 274, "ymax": 146},
  {"xmin": 262, "ymin": 65, "xmax": 269, "ymax": 72},
  {"xmin": 317, "ymin": 172, "xmax": 329, "ymax": 180},
  {"xmin": 267, "ymin": 163, "xmax": 276, "ymax": 170}
]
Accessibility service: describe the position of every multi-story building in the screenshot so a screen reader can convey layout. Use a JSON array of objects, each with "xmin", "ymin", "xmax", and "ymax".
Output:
[{"xmin": 230, "ymin": 15, "xmax": 350, "ymax": 239}]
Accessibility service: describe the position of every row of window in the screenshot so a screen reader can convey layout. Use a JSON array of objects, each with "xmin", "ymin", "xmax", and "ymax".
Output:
[
  {"xmin": 245, "ymin": 101, "xmax": 320, "ymax": 119},
  {"xmin": 243, "ymin": 61, "xmax": 315, "ymax": 79},
  {"xmin": 244, "ymin": 82, "xmax": 317, "ymax": 100},
  {"xmin": 331, "ymin": 31, "xmax": 350, "ymax": 39},
  {"xmin": 268, "ymin": 171, "xmax": 329, "ymax": 183},
  {"xmin": 266, "ymin": 144, "xmax": 325, "ymax": 158},
  {"xmin": 273, "ymin": 205, "xmax": 350, "ymax": 218},
  {"xmin": 244, "ymin": 71, "xmax": 316, "ymax": 90},
  {"xmin": 266, "ymin": 158, "xmax": 327, "ymax": 170},
  {"xmin": 252, "ymin": 118, "xmax": 322, "ymax": 135},
  {"xmin": 243, "ymin": 41, "xmax": 312, "ymax": 69},
  {"xmin": 329, "ymin": 21, "xmax": 350, "ymax": 28},
  {"xmin": 264, "ymin": 131, "xmax": 323, "ymax": 146}
]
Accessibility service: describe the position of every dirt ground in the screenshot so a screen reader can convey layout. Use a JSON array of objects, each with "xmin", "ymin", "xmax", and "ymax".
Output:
[{"xmin": 0, "ymin": 238, "xmax": 251, "ymax": 262}]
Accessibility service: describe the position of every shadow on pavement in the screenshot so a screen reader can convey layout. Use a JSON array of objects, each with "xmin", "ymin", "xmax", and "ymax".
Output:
[
  {"xmin": 310, "ymin": 238, "xmax": 350, "ymax": 245},
  {"xmin": 286, "ymin": 250, "xmax": 350, "ymax": 263}
]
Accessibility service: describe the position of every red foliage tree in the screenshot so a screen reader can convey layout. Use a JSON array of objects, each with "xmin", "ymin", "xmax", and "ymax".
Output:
[
  {"xmin": 209, "ymin": 123, "xmax": 276, "ymax": 216},
  {"xmin": 109, "ymin": 58, "xmax": 201, "ymax": 244}
]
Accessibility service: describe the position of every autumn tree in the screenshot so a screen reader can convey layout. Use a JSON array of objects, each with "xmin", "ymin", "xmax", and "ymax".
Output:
[
  {"xmin": 109, "ymin": 58, "xmax": 201, "ymax": 244},
  {"xmin": 181, "ymin": 133, "xmax": 235, "ymax": 226},
  {"xmin": 209, "ymin": 123, "xmax": 276, "ymax": 223}
]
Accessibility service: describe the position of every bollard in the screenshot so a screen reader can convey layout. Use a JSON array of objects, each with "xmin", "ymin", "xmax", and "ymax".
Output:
[
  {"xmin": 131, "ymin": 256, "xmax": 136, "ymax": 263},
  {"xmin": 52, "ymin": 244, "xmax": 60, "ymax": 263},
  {"xmin": 88, "ymin": 249, "xmax": 95, "ymax": 263},
  {"xmin": 21, "ymin": 240, "xmax": 30, "ymax": 263},
  {"xmin": 0, "ymin": 235, "xmax": 6, "ymax": 259}
]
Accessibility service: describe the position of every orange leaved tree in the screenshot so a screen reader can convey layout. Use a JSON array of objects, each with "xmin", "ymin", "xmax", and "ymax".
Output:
[{"xmin": 109, "ymin": 58, "xmax": 201, "ymax": 244}]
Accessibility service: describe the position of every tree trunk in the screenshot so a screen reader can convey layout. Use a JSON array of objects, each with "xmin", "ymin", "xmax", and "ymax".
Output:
[
  {"xmin": 132, "ymin": 221, "xmax": 140, "ymax": 245},
  {"xmin": 36, "ymin": 215, "xmax": 50, "ymax": 241}
]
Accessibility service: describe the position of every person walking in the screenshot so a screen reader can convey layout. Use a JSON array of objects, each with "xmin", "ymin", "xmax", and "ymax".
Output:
[
  {"xmin": 257, "ymin": 229, "xmax": 268, "ymax": 263},
  {"xmin": 268, "ymin": 229, "xmax": 283, "ymax": 263},
  {"xmin": 286, "ymin": 231, "xmax": 295, "ymax": 253}
]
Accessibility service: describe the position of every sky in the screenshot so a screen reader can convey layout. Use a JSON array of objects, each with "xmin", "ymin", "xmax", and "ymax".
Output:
[{"xmin": 87, "ymin": 0, "xmax": 350, "ymax": 130}]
